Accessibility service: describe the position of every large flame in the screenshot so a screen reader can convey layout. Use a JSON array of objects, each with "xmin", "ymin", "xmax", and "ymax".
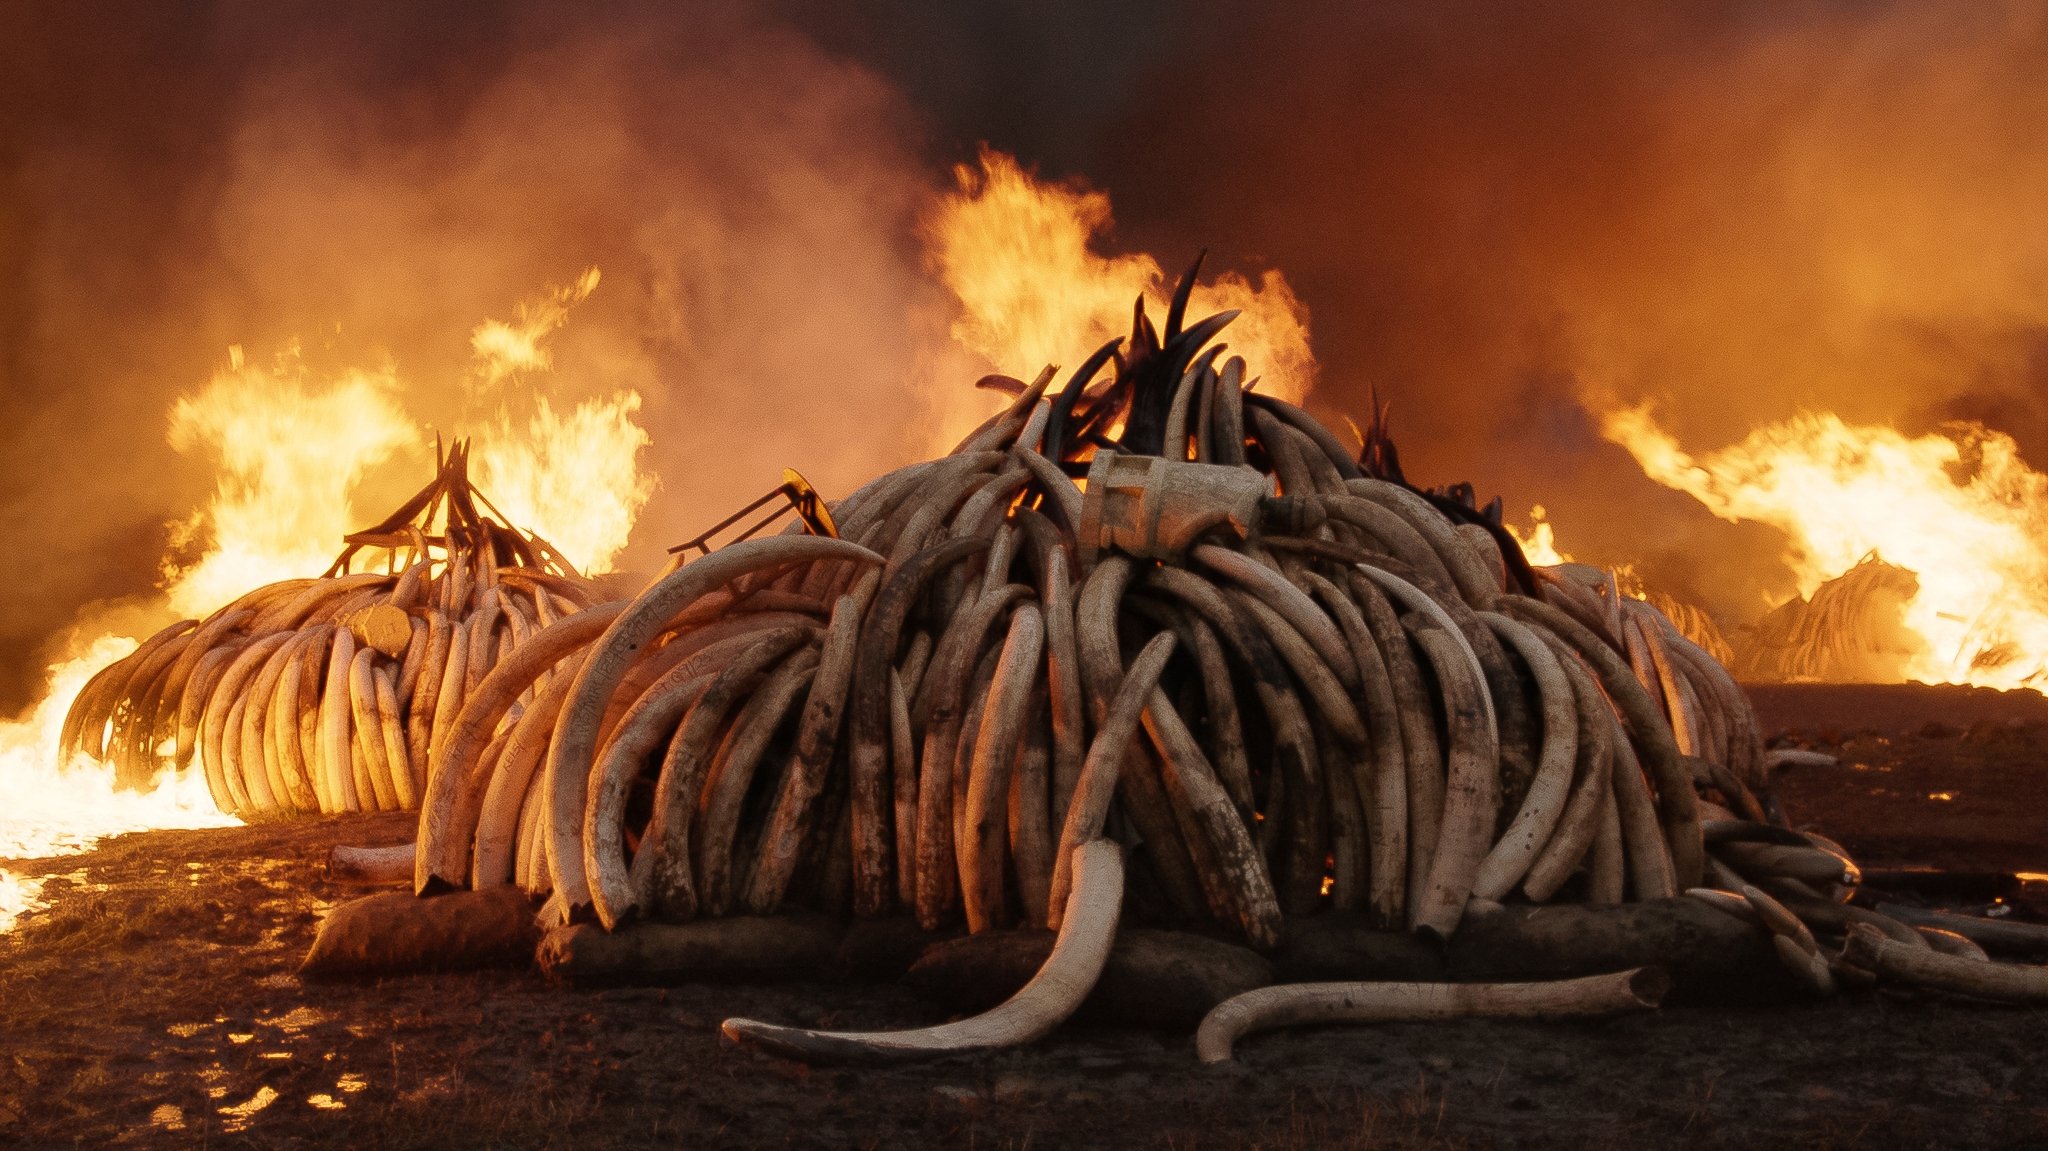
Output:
[
  {"xmin": 472, "ymin": 392, "xmax": 654, "ymax": 575},
  {"xmin": 162, "ymin": 347, "xmax": 416, "ymax": 618},
  {"xmin": 1605, "ymin": 405, "xmax": 2048, "ymax": 690},
  {"xmin": 923, "ymin": 148, "xmax": 1316, "ymax": 445},
  {"xmin": 0, "ymin": 637, "xmax": 235, "ymax": 932},
  {"xmin": 468, "ymin": 270, "xmax": 654, "ymax": 576},
  {"xmin": 0, "ymin": 272, "xmax": 652, "ymax": 931}
]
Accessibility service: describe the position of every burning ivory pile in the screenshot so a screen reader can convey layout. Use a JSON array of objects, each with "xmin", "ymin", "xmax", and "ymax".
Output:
[
  {"xmin": 1734, "ymin": 554, "xmax": 1923, "ymax": 683},
  {"xmin": 62, "ymin": 444, "xmax": 597, "ymax": 819},
  {"xmin": 320, "ymin": 275, "xmax": 2048, "ymax": 1063}
]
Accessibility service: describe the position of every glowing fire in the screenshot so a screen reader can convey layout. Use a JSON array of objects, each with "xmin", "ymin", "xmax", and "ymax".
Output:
[
  {"xmin": 468, "ymin": 272, "xmax": 654, "ymax": 576},
  {"xmin": 0, "ymin": 637, "xmax": 235, "ymax": 932},
  {"xmin": 163, "ymin": 347, "xmax": 416, "ymax": 618},
  {"xmin": 1605, "ymin": 405, "xmax": 2048, "ymax": 690},
  {"xmin": 469, "ymin": 266, "xmax": 602, "ymax": 390},
  {"xmin": 473, "ymin": 393, "xmax": 653, "ymax": 576},
  {"xmin": 0, "ymin": 272, "xmax": 651, "ymax": 931},
  {"xmin": 1505, "ymin": 505, "xmax": 1571, "ymax": 567},
  {"xmin": 924, "ymin": 148, "xmax": 1316, "ymax": 445}
]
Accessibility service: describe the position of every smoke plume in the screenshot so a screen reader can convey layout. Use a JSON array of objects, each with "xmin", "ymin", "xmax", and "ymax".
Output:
[
  {"xmin": 8, "ymin": 0, "xmax": 2048, "ymax": 707},
  {"xmin": 0, "ymin": 1, "xmax": 962, "ymax": 708}
]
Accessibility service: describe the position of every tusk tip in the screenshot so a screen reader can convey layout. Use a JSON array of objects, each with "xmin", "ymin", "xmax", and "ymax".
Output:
[{"xmin": 1628, "ymin": 965, "xmax": 1673, "ymax": 1007}]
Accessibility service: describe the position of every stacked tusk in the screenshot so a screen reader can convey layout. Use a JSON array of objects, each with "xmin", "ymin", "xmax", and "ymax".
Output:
[
  {"xmin": 83, "ymin": 265, "xmax": 2048, "ymax": 1061},
  {"xmin": 389, "ymin": 280, "xmax": 1904, "ymax": 1033},
  {"xmin": 61, "ymin": 443, "xmax": 601, "ymax": 821}
]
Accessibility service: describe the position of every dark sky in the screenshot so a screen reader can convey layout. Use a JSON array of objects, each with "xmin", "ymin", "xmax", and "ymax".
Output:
[{"xmin": 5, "ymin": 1, "xmax": 2048, "ymax": 708}]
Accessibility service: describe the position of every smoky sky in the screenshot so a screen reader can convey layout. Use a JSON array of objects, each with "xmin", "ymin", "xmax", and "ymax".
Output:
[
  {"xmin": 6, "ymin": 0, "xmax": 2048, "ymax": 709},
  {"xmin": 816, "ymin": 0, "xmax": 2048, "ymax": 610}
]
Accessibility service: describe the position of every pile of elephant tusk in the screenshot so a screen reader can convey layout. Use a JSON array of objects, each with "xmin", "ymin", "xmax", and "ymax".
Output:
[
  {"xmin": 1734, "ymin": 553, "xmax": 1923, "ymax": 682},
  {"xmin": 73, "ymin": 261, "xmax": 2048, "ymax": 1063},
  {"xmin": 61, "ymin": 442, "xmax": 598, "ymax": 818}
]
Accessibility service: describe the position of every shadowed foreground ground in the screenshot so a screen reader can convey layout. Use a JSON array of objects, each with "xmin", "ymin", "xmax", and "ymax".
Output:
[{"xmin": 3, "ymin": 682, "xmax": 2046, "ymax": 1149}]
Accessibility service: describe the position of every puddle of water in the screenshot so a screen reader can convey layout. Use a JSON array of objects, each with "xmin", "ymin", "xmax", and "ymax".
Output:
[
  {"xmin": 219, "ymin": 1085, "xmax": 278, "ymax": 1132},
  {"xmin": 263, "ymin": 1005, "xmax": 333, "ymax": 1033}
]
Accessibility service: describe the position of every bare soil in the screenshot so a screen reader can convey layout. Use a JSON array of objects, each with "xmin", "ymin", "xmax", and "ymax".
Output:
[{"xmin": 5, "ymin": 683, "xmax": 2048, "ymax": 1149}]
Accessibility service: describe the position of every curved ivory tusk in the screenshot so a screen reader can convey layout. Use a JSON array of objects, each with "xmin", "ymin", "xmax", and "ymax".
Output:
[
  {"xmin": 1343, "ymin": 477, "xmax": 1500, "ymax": 610},
  {"xmin": 1738, "ymin": 883, "xmax": 1818, "ymax": 956},
  {"xmin": 1353, "ymin": 564, "xmax": 1497, "ymax": 738},
  {"xmin": 1017, "ymin": 397, "xmax": 1053, "ymax": 454},
  {"xmin": 721, "ymin": 838, "xmax": 1125, "ymax": 1064},
  {"xmin": 328, "ymin": 842, "xmax": 417, "ymax": 885},
  {"xmin": 1470, "ymin": 612, "xmax": 1579, "ymax": 901},
  {"xmin": 1049, "ymin": 632, "xmax": 1175, "ymax": 927},
  {"xmin": 1684, "ymin": 886, "xmax": 1762, "ymax": 926},
  {"xmin": 1012, "ymin": 444, "xmax": 1084, "ymax": 532},
  {"xmin": 545, "ymin": 535, "xmax": 883, "ymax": 914},
  {"xmin": 1196, "ymin": 968, "xmax": 1669, "ymax": 1064},
  {"xmin": 415, "ymin": 601, "xmax": 627, "ymax": 893},
  {"xmin": 1500, "ymin": 595, "xmax": 1703, "ymax": 890},
  {"xmin": 1194, "ymin": 544, "xmax": 1359, "ymax": 691}
]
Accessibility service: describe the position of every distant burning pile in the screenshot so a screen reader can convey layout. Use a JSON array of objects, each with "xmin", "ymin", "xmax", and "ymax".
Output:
[
  {"xmin": 0, "ymin": 272, "xmax": 651, "ymax": 931},
  {"xmin": 1734, "ymin": 555, "xmax": 1921, "ymax": 683},
  {"xmin": 1607, "ymin": 408, "xmax": 2048, "ymax": 691},
  {"xmin": 59, "ymin": 446, "xmax": 597, "ymax": 819}
]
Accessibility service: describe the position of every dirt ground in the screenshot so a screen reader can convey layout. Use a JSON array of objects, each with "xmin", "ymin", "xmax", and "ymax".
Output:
[{"xmin": 5, "ymin": 683, "xmax": 2048, "ymax": 1149}]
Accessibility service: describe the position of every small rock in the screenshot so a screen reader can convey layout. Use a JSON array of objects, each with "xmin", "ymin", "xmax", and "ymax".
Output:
[{"xmin": 991, "ymin": 1074, "xmax": 1038, "ymax": 1101}]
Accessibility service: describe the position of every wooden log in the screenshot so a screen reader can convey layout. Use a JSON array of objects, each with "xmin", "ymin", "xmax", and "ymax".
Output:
[
  {"xmin": 904, "ymin": 927, "xmax": 1274, "ymax": 1027},
  {"xmin": 1277, "ymin": 899, "xmax": 1797, "ymax": 1004},
  {"xmin": 536, "ymin": 916, "xmax": 843, "ymax": 986}
]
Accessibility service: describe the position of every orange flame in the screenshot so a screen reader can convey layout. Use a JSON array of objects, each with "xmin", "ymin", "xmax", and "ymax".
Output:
[
  {"xmin": 470, "ymin": 267, "xmax": 602, "ymax": 389},
  {"xmin": 0, "ymin": 636, "xmax": 235, "ymax": 931},
  {"xmin": 0, "ymin": 272, "xmax": 652, "ymax": 930},
  {"xmin": 923, "ymin": 148, "xmax": 1315, "ymax": 447},
  {"xmin": 468, "ymin": 270, "xmax": 653, "ymax": 575},
  {"xmin": 162, "ymin": 345, "xmax": 415, "ymax": 617},
  {"xmin": 472, "ymin": 391, "xmax": 654, "ymax": 575},
  {"xmin": 1605, "ymin": 404, "xmax": 2048, "ymax": 690},
  {"xmin": 1505, "ymin": 505, "xmax": 1572, "ymax": 567}
]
